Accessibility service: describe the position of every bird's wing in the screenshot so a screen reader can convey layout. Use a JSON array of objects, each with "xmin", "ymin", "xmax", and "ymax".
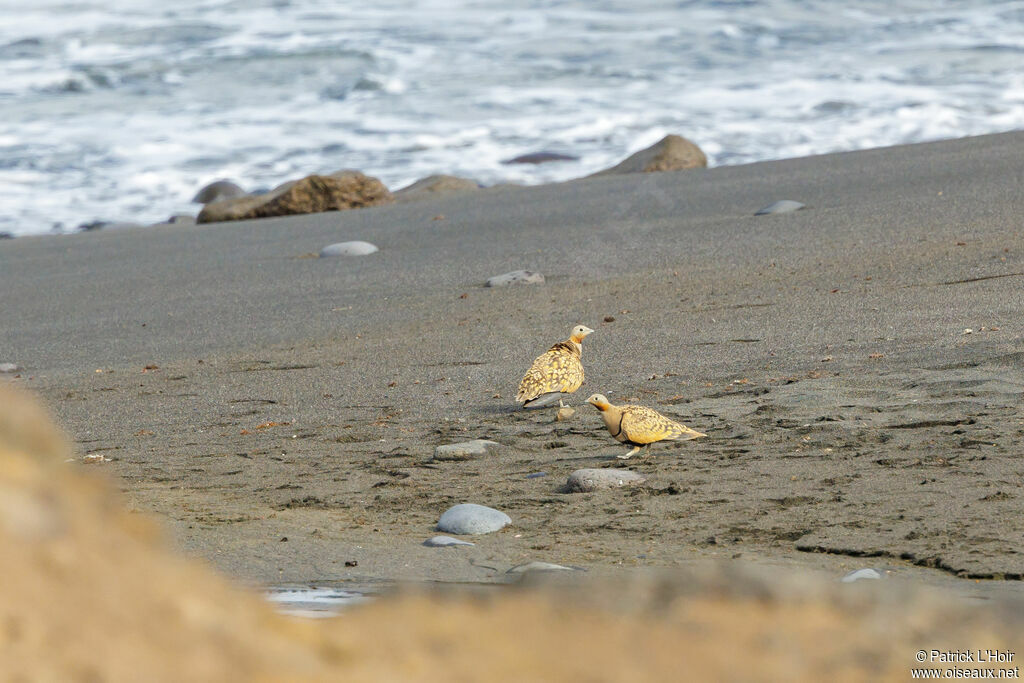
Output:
[
  {"xmin": 620, "ymin": 405, "xmax": 703, "ymax": 444},
  {"xmin": 517, "ymin": 344, "xmax": 584, "ymax": 402}
]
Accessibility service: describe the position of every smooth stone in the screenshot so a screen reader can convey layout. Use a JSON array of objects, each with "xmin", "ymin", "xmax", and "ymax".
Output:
[
  {"xmin": 319, "ymin": 241, "xmax": 379, "ymax": 257},
  {"xmin": 841, "ymin": 568, "xmax": 884, "ymax": 583},
  {"xmin": 506, "ymin": 561, "xmax": 579, "ymax": 574},
  {"xmin": 501, "ymin": 151, "xmax": 578, "ymax": 165},
  {"xmin": 565, "ymin": 468, "xmax": 646, "ymax": 493},
  {"xmin": 755, "ymin": 200, "xmax": 805, "ymax": 216},
  {"xmin": 437, "ymin": 503, "xmax": 511, "ymax": 535},
  {"xmin": 485, "ymin": 270, "xmax": 544, "ymax": 287},
  {"xmin": 524, "ymin": 472, "xmax": 547, "ymax": 479},
  {"xmin": 423, "ymin": 535, "xmax": 475, "ymax": 547},
  {"xmin": 0, "ymin": 232, "xmax": 13, "ymax": 239},
  {"xmin": 192, "ymin": 179, "xmax": 246, "ymax": 204},
  {"xmin": 432, "ymin": 439, "xmax": 501, "ymax": 462},
  {"xmin": 0, "ymin": 363, "xmax": 20, "ymax": 373}
]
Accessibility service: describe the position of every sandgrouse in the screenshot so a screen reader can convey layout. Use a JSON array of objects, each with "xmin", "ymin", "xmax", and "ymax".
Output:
[
  {"xmin": 586, "ymin": 393, "xmax": 706, "ymax": 459},
  {"xmin": 516, "ymin": 325, "xmax": 594, "ymax": 409}
]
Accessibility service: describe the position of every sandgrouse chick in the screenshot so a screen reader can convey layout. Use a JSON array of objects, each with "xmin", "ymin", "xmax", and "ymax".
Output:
[
  {"xmin": 586, "ymin": 393, "xmax": 706, "ymax": 459},
  {"xmin": 516, "ymin": 325, "xmax": 594, "ymax": 409}
]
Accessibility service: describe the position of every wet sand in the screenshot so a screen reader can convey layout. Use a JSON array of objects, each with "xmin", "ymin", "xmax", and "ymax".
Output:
[{"xmin": 2, "ymin": 131, "xmax": 1023, "ymax": 594}]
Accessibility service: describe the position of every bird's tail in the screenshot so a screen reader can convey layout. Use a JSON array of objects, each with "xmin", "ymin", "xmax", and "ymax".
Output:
[
  {"xmin": 678, "ymin": 425, "xmax": 707, "ymax": 440},
  {"xmin": 521, "ymin": 393, "xmax": 564, "ymax": 410}
]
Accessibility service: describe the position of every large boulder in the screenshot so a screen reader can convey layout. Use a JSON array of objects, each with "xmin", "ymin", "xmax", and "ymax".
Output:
[
  {"xmin": 394, "ymin": 174, "xmax": 480, "ymax": 202},
  {"xmin": 591, "ymin": 134, "xmax": 707, "ymax": 176},
  {"xmin": 197, "ymin": 172, "xmax": 393, "ymax": 224}
]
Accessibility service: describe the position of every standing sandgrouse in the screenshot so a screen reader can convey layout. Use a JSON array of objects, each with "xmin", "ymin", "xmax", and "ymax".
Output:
[
  {"xmin": 516, "ymin": 325, "xmax": 594, "ymax": 409},
  {"xmin": 586, "ymin": 393, "xmax": 706, "ymax": 459}
]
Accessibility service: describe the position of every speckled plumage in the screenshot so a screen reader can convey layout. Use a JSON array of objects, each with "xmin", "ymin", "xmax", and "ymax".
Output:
[
  {"xmin": 517, "ymin": 325, "xmax": 593, "ymax": 408},
  {"xmin": 587, "ymin": 393, "xmax": 706, "ymax": 459}
]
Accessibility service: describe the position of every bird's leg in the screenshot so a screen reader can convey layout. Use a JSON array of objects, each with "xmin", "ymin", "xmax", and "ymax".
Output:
[{"xmin": 617, "ymin": 445, "xmax": 641, "ymax": 460}]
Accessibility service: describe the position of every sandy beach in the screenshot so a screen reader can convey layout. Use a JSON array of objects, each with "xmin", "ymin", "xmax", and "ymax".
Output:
[{"xmin": 2, "ymin": 131, "xmax": 1023, "ymax": 594}]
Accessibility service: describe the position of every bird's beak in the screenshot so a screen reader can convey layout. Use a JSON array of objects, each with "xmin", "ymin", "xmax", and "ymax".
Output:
[{"xmin": 582, "ymin": 326, "xmax": 594, "ymax": 336}]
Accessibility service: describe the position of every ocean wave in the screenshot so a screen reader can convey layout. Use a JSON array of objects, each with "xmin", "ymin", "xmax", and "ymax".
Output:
[{"xmin": 0, "ymin": 0, "xmax": 1022, "ymax": 235}]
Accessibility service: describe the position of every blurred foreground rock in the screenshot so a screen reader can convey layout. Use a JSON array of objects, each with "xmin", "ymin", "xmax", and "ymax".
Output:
[{"xmin": 1, "ymin": 382, "xmax": 1022, "ymax": 682}]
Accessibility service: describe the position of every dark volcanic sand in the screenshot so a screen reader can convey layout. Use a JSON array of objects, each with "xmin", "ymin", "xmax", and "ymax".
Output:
[{"xmin": 2, "ymin": 132, "xmax": 1023, "ymax": 595}]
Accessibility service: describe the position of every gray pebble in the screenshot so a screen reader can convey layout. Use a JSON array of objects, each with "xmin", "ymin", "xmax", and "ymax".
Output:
[
  {"xmin": 506, "ymin": 561, "xmax": 580, "ymax": 574},
  {"xmin": 0, "ymin": 363, "xmax": 20, "ymax": 373},
  {"xmin": 423, "ymin": 535, "xmax": 475, "ymax": 547},
  {"xmin": 319, "ymin": 241, "xmax": 379, "ymax": 257},
  {"xmin": 841, "ymin": 568, "xmax": 884, "ymax": 583},
  {"xmin": 485, "ymin": 270, "xmax": 544, "ymax": 287},
  {"xmin": 565, "ymin": 468, "xmax": 646, "ymax": 493},
  {"xmin": 433, "ymin": 439, "xmax": 501, "ymax": 461},
  {"xmin": 437, "ymin": 503, "xmax": 511, "ymax": 535},
  {"xmin": 755, "ymin": 200, "xmax": 805, "ymax": 216}
]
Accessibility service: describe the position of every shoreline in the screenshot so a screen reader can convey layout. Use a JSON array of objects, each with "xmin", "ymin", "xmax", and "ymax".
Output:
[{"xmin": 2, "ymin": 131, "xmax": 1024, "ymax": 594}]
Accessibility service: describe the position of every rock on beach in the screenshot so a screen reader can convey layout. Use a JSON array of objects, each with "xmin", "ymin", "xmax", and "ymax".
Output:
[
  {"xmin": 485, "ymin": 270, "xmax": 544, "ymax": 287},
  {"xmin": 432, "ymin": 439, "xmax": 501, "ymax": 461},
  {"xmin": 591, "ymin": 134, "xmax": 706, "ymax": 176},
  {"xmin": 319, "ymin": 241, "xmax": 379, "ymax": 257},
  {"xmin": 192, "ymin": 180, "xmax": 246, "ymax": 204},
  {"xmin": 437, "ymin": 504, "xmax": 511, "ymax": 535},
  {"xmin": 394, "ymin": 175, "xmax": 480, "ymax": 202},
  {"xmin": 755, "ymin": 200, "xmax": 805, "ymax": 216},
  {"xmin": 197, "ymin": 172, "xmax": 392, "ymax": 224},
  {"xmin": 423, "ymin": 536, "xmax": 475, "ymax": 547},
  {"xmin": 565, "ymin": 468, "xmax": 646, "ymax": 493}
]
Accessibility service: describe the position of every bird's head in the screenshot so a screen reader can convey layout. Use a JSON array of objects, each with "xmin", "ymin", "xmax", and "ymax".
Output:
[
  {"xmin": 586, "ymin": 393, "xmax": 611, "ymax": 411},
  {"xmin": 570, "ymin": 325, "xmax": 594, "ymax": 344}
]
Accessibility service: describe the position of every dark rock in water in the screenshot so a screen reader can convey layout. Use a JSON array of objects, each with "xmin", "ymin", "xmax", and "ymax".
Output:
[
  {"xmin": 755, "ymin": 200, "xmax": 805, "ymax": 216},
  {"xmin": 591, "ymin": 134, "xmax": 707, "ymax": 176},
  {"xmin": 565, "ymin": 468, "xmax": 646, "ymax": 493},
  {"xmin": 77, "ymin": 221, "xmax": 144, "ymax": 232},
  {"xmin": 319, "ymin": 241, "xmax": 379, "ymax": 257},
  {"xmin": 485, "ymin": 270, "xmax": 544, "ymax": 287},
  {"xmin": 197, "ymin": 172, "xmax": 393, "ymax": 224},
  {"xmin": 502, "ymin": 151, "xmax": 579, "ymax": 165},
  {"xmin": 432, "ymin": 439, "xmax": 501, "ymax": 461},
  {"xmin": 423, "ymin": 536, "xmax": 475, "ymax": 547},
  {"xmin": 437, "ymin": 503, "xmax": 511, "ymax": 535},
  {"xmin": 0, "ymin": 232, "xmax": 13, "ymax": 239},
  {"xmin": 192, "ymin": 180, "xmax": 246, "ymax": 204},
  {"xmin": 394, "ymin": 175, "xmax": 481, "ymax": 202}
]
